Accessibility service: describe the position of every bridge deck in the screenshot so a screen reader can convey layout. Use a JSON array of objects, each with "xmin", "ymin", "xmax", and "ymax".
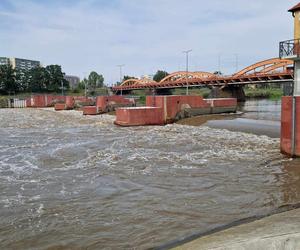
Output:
[{"xmin": 112, "ymin": 72, "xmax": 293, "ymax": 91}]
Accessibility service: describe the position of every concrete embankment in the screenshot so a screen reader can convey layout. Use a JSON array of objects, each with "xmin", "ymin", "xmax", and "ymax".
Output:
[{"xmin": 169, "ymin": 207, "xmax": 300, "ymax": 250}]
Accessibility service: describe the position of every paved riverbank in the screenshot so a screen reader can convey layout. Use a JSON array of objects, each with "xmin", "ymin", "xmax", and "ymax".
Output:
[{"xmin": 171, "ymin": 207, "xmax": 300, "ymax": 250}]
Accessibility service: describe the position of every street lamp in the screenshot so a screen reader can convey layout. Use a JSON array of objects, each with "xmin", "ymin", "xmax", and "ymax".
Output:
[
  {"xmin": 117, "ymin": 64, "xmax": 125, "ymax": 95},
  {"xmin": 234, "ymin": 53, "xmax": 239, "ymax": 73},
  {"xmin": 183, "ymin": 49, "xmax": 192, "ymax": 95}
]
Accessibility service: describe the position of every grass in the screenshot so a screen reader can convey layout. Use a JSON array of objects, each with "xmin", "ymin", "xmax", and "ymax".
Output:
[
  {"xmin": 244, "ymin": 87, "xmax": 283, "ymax": 100},
  {"xmin": 172, "ymin": 87, "xmax": 211, "ymax": 98}
]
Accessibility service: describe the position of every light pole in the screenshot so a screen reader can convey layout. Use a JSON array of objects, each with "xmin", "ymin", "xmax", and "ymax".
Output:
[
  {"xmin": 183, "ymin": 49, "xmax": 192, "ymax": 95},
  {"xmin": 234, "ymin": 53, "xmax": 239, "ymax": 73},
  {"xmin": 218, "ymin": 53, "xmax": 221, "ymax": 73},
  {"xmin": 117, "ymin": 64, "xmax": 125, "ymax": 95},
  {"xmin": 83, "ymin": 72, "xmax": 87, "ymax": 97},
  {"xmin": 61, "ymin": 81, "xmax": 64, "ymax": 96}
]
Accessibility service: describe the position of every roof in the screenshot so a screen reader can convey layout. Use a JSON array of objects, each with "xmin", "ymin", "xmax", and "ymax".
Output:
[{"xmin": 288, "ymin": 3, "xmax": 300, "ymax": 12}]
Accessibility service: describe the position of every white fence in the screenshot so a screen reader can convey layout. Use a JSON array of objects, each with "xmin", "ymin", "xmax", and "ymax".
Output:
[{"xmin": 8, "ymin": 99, "xmax": 27, "ymax": 108}]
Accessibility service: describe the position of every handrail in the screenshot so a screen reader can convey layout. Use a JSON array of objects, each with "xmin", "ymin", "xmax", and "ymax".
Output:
[{"xmin": 280, "ymin": 39, "xmax": 300, "ymax": 58}]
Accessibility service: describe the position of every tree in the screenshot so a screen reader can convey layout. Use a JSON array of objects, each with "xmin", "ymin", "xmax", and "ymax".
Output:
[
  {"xmin": 78, "ymin": 78, "xmax": 87, "ymax": 89},
  {"xmin": 0, "ymin": 64, "xmax": 18, "ymax": 94},
  {"xmin": 213, "ymin": 71, "xmax": 223, "ymax": 76},
  {"xmin": 88, "ymin": 71, "xmax": 104, "ymax": 90},
  {"xmin": 26, "ymin": 67, "xmax": 49, "ymax": 92},
  {"xmin": 15, "ymin": 69, "xmax": 29, "ymax": 92},
  {"xmin": 123, "ymin": 75, "xmax": 136, "ymax": 81},
  {"xmin": 115, "ymin": 75, "xmax": 136, "ymax": 86},
  {"xmin": 46, "ymin": 65, "xmax": 69, "ymax": 92},
  {"xmin": 153, "ymin": 70, "xmax": 169, "ymax": 82}
]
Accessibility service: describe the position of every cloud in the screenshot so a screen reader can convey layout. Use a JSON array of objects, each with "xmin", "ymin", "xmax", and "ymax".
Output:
[{"xmin": 0, "ymin": 0, "xmax": 296, "ymax": 84}]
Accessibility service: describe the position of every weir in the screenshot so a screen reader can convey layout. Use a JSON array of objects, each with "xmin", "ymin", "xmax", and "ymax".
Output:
[{"xmin": 280, "ymin": 3, "xmax": 300, "ymax": 157}]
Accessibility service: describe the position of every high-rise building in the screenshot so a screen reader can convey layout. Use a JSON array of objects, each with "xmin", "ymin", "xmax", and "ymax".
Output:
[
  {"xmin": 0, "ymin": 57, "xmax": 10, "ymax": 66},
  {"xmin": 64, "ymin": 75, "xmax": 80, "ymax": 89},
  {"xmin": 0, "ymin": 57, "xmax": 41, "ymax": 71},
  {"xmin": 10, "ymin": 58, "xmax": 40, "ymax": 71}
]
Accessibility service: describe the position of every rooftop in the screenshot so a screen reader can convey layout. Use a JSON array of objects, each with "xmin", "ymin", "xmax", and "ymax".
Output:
[{"xmin": 288, "ymin": 2, "xmax": 300, "ymax": 12}]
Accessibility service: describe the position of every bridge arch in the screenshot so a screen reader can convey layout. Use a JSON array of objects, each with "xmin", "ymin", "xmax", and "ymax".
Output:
[
  {"xmin": 120, "ymin": 78, "xmax": 156, "ymax": 87},
  {"xmin": 233, "ymin": 58, "xmax": 293, "ymax": 77},
  {"xmin": 159, "ymin": 71, "xmax": 215, "ymax": 83}
]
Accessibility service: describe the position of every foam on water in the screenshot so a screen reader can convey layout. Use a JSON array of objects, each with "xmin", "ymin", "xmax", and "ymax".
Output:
[{"xmin": 0, "ymin": 107, "xmax": 299, "ymax": 249}]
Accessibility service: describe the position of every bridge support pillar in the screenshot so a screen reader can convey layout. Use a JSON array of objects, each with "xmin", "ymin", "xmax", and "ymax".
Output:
[
  {"xmin": 209, "ymin": 86, "xmax": 245, "ymax": 102},
  {"xmin": 280, "ymin": 3, "xmax": 300, "ymax": 157}
]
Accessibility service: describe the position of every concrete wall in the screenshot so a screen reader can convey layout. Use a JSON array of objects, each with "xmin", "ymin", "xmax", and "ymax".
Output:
[{"xmin": 281, "ymin": 96, "xmax": 300, "ymax": 156}]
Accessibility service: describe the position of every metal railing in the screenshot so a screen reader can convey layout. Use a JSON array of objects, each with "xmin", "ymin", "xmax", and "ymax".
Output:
[{"xmin": 279, "ymin": 39, "xmax": 300, "ymax": 58}]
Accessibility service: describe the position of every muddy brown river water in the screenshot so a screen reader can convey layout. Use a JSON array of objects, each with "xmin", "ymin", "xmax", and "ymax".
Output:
[{"xmin": 1, "ymin": 99, "xmax": 300, "ymax": 249}]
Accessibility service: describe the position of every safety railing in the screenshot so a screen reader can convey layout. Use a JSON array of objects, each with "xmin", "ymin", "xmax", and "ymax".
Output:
[{"xmin": 280, "ymin": 39, "xmax": 300, "ymax": 58}]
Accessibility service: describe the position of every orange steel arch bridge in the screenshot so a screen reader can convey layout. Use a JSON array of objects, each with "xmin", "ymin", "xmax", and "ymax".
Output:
[{"xmin": 112, "ymin": 58, "xmax": 293, "ymax": 92}]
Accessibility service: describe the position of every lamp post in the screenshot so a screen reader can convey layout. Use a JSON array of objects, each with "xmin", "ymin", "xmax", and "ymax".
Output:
[
  {"xmin": 117, "ymin": 64, "xmax": 125, "ymax": 95},
  {"xmin": 83, "ymin": 72, "xmax": 87, "ymax": 97},
  {"xmin": 183, "ymin": 49, "xmax": 192, "ymax": 95},
  {"xmin": 61, "ymin": 81, "xmax": 64, "ymax": 96},
  {"xmin": 234, "ymin": 53, "xmax": 239, "ymax": 73}
]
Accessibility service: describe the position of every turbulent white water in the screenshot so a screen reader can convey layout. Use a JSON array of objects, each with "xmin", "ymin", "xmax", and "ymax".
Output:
[{"xmin": 0, "ymin": 107, "xmax": 300, "ymax": 249}]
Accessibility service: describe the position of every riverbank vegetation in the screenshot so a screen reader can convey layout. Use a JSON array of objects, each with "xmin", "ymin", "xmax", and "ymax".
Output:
[
  {"xmin": 0, "ymin": 64, "xmax": 69, "ymax": 94},
  {"xmin": 244, "ymin": 87, "xmax": 283, "ymax": 99}
]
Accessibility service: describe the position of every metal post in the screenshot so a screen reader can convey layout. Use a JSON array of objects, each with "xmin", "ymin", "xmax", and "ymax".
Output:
[
  {"xmin": 183, "ymin": 49, "xmax": 192, "ymax": 95},
  {"xmin": 85, "ymin": 81, "xmax": 87, "ymax": 97},
  {"xmin": 61, "ymin": 81, "xmax": 64, "ymax": 96},
  {"xmin": 234, "ymin": 53, "xmax": 239, "ymax": 72},
  {"xmin": 292, "ymin": 95, "xmax": 296, "ymax": 156},
  {"xmin": 218, "ymin": 53, "xmax": 221, "ymax": 73},
  {"xmin": 117, "ymin": 64, "xmax": 125, "ymax": 96}
]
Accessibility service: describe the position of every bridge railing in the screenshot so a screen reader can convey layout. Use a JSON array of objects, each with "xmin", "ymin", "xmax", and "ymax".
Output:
[{"xmin": 280, "ymin": 39, "xmax": 300, "ymax": 58}]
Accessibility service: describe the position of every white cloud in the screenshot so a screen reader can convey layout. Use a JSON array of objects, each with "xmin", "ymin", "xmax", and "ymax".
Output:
[{"xmin": 0, "ymin": 0, "xmax": 296, "ymax": 84}]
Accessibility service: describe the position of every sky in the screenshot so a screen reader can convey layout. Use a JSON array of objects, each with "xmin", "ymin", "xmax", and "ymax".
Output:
[{"xmin": 0, "ymin": 0, "xmax": 297, "ymax": 85}]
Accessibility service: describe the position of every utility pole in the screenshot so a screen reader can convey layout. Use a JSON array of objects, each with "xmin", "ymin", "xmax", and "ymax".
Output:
[
  {"xmin": 84, "ymin": 72, "xmax": 87, "ymax": 97},
  {"xmin": 218, "ymin": 53, "xmax": 221, "ymax": 73},
  {"xmin": 234, "ymin": 53, "xmax": 239, "ymax": 73},
  {"xmin": 61, "ymin": 81, "xmax": 64, "ymax": 96},
  {"xmin": 117, "ymin": 64, "xmax": 125, "ymax": 96},
  {"xmin": 183, "ymin": 49, "xmax": 192, "ymax": 95}
]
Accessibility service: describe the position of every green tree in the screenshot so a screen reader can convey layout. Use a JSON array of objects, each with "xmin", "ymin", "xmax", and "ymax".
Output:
[
  {"xmin": 153, "ymin": 70, "xmax": 169, "ymax": 82},
  {"xmin": 15, "ymin": 69, "xmax": 29, "ymax": 92},
  {"xmin": 0, "ymin": 64, "xmax": 18, "ymax": 94},
  {"xmin": 78, "ymin": 78, "xmax": 87, "ymax": 89},
  {"xmin": 123, "ymin": 75, "xmax": 136, "ymax": 81},
  {"xmin": 46, "ymin": 65, "xmax": 69, "ymax": 92},
  {"xmin": 26, "ymin": 67, "xmax": 49, "ymax": 92},
  {"xmin": 88, "ymin": 71, "xmax": 104, "ymax": 89},
  {"xmin": 213, "ymin": 71, "xmax": 223, "ymax": 76}
]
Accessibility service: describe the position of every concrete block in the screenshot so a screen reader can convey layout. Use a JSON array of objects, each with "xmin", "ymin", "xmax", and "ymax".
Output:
[
  {"xmin": 96, "ymin": 96, "xmax": 135, "ymax": 113},
  {"xmin": 83, "ymin": 106, "xmax": 98, "ymax": 115},
  {"xmin": 281, "ymin": 96, "xmax": 300, "ymax": 156},
  {"xmin": 54, "ymin": 103, "xmax": 66, "ymax": 111},
  {"xmin": 115, "ymin": 107, "xmax": 164, "ymax": 126}
]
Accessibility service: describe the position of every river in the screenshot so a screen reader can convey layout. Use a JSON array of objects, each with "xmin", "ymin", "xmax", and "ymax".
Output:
[{"xmin": 1, "ymin": 99, "xmax": 300, "ymax": 249}]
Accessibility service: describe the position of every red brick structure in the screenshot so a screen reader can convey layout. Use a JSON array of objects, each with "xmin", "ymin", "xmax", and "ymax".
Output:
[
  {"xmin": 281, "ymin": 96, "xmax": 300, "ymax": 156},
  {"xmin": 115, "ymin": 95, "xmax": 237, "ymax": 127},
  {"xmin": 115, "ymin": 107, "xmax": 164, "ymax": 126},
  {"xmin": 82, "ymin": 106, "xmax": 98, "ymax": 115},
  {"xmin": 29, "ymin": 95, "xmax": 66, "ymax": 108},
  {"xmin": 82, "ymin": 96, "xmax": 135, "ymax": 115}
]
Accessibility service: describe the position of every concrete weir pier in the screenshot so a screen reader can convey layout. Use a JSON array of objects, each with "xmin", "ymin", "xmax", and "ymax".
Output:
[
  {"xmin": 82, "ymin": 95, "xmax": 135, "ymax": 115},
  {"xmin": 280, "ymin": 3, "xmax": 300, "ymax": 157},
  {"xmin": 115, "ymin": 95, "xmax": 237, "ymax": 126}
]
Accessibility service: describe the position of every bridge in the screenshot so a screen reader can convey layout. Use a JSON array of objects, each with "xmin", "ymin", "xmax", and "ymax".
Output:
[{"xmin": 112, "ymin": 58, "xmax": 294, "ymax": 101}]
